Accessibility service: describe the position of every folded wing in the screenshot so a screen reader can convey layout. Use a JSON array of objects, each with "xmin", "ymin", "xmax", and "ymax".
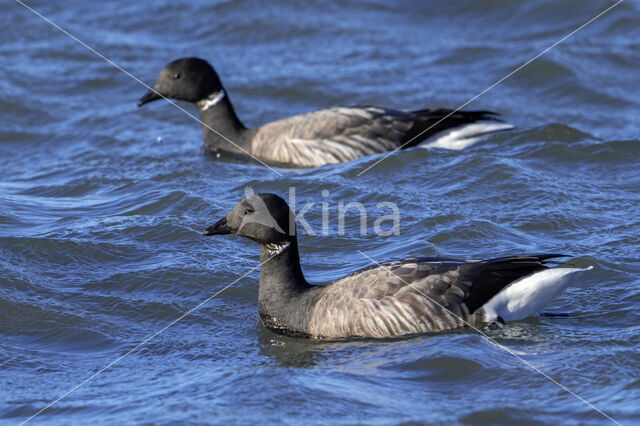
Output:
[{"xmin": 252, "ymin": 106, "xmax": 414, "ymax": 167}]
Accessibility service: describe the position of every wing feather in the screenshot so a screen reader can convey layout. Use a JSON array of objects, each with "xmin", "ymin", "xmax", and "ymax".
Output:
[
  {"xmin": 252, "ymin": 106, "xmax": 414, "ymax": 167},
  {"xmin": 305, "ymin": 258, "xmax": 484, "ymax": 337}
]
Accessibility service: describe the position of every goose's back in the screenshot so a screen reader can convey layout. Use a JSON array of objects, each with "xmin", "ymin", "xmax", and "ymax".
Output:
[
  {"xmin": 307, "ymin": 258, "xmax": 485, "ymax": 338},
  {"xmin": 252, "ymin": 106, "xmax": 415, "ymax": 167}
]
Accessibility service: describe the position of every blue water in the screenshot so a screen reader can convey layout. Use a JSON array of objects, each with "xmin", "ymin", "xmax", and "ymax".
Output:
[{"xmin": 2, "ymin": 0, "xmax": 639, "ymax": 424}]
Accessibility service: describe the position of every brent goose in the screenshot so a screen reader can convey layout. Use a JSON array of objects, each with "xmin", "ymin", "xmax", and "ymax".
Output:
[
  {"xmin": 203, "ymin": 193, "xmax": 591, "ymax": 339},
  {"xmin": 138, "ymin": 58, "xmax": 513, "ymax": 168}
]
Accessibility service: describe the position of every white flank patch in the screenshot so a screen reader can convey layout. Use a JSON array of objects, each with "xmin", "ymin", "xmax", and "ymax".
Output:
[
  {"xmin": 419, "ymin": 121, "xmax": 514, "ymax": 150},
  {"xmin": 482, "ymin": 266, "xmax": 593, "ymax": 323},
  {"xmin": 197, "ymin": 90, "xmax": 226, "ymax": 111}
]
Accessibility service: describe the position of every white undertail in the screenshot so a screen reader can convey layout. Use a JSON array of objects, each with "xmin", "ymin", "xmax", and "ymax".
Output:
[
  {"xmin": 420, "ymin": 121, "xmax": 514, "ymax": 150},
  {"xmin": 482, "ymin": 266, "xmax": 593, "ymax": 322}
]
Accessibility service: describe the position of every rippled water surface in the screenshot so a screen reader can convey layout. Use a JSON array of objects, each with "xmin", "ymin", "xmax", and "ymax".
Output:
[{"xmin": 2, "ymin": 0, "xmax": 640, "ymax": 424}]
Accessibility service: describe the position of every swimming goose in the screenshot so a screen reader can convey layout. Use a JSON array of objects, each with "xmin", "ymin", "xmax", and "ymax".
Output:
[
  {"xmin": 203, "ymin": 193, "xmax": 591, "ymax": 339},
  {"xmin": 138, "ymin": 58, "xmax": 512, "ymax": 168}
]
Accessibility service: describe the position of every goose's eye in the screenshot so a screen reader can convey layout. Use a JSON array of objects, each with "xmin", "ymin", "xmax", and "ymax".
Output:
[
  {"xmin": 244, "ymin": 208, "xmax": 254, "ymax": 216},
  {"xmin": 173, "ymin": 73, "xmax": 181, "ymax": 79}
]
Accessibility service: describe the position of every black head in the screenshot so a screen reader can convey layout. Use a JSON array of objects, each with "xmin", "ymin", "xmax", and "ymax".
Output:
[
  {"xmin": 137, "ymin": 57, "xmax": 223, "ymax": 106},
  {"xmin": 204, "ymin": 193, "xmax": 296, "ymax": 244}
]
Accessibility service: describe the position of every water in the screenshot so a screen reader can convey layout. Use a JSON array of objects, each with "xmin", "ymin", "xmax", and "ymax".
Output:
[{"xmin": 2, "ymin": 0, "xmax": 639, "ymax": 424}]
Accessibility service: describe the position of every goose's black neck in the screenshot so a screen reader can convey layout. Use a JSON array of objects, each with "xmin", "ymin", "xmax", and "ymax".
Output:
[
  {"xmin": 257, "ymin": 237, "xmax": 314, "ymax": 335},
  {"xmin": 197, "ymin": 91, "xmax": 255, "ymax": 157}
]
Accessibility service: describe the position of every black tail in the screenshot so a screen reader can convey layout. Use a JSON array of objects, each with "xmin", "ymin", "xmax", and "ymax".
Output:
[
  {"xmin": 464, "ymin": 254, "xmax": 569, "ymax": 314},
  {"xmin": 401, "ymin": 109, "xmax": 505, "ymax": 149}
]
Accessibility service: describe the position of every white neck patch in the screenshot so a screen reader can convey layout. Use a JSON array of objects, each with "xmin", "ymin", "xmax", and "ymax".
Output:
[
  {"xmin": 264, "ymin": 241, "xmax": 290, "ymax": 256},
  {"xmin": 197, "ymin": 90, "xmax": 226, "ymax": 111}
]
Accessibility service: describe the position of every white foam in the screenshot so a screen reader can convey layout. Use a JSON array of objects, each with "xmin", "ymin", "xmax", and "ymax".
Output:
[
  {"xmin": 419, "ymin": 121, "xmax": 514, "ymax": 151},
  {"xmin": 482, "ymin": 266, "xmax": 593, "ymax": 322}
]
